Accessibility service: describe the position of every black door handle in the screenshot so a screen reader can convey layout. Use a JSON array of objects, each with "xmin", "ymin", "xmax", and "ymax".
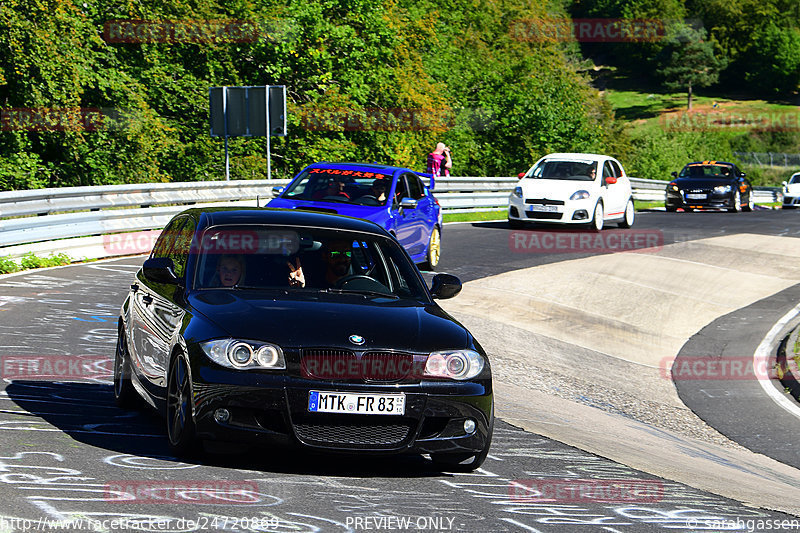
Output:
[
  {"xmin": 130, "ymin": 284, "xmax": 139, "ymax": 292},
  {"xmin": 142, "ymin": 295, "xmax": 154, "ymax": 305}
]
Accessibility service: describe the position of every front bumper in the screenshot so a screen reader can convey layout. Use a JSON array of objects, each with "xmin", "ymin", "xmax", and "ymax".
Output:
[
  {"xmin": 666, "ymin": 190, "xmax": 736, "ymax": 210},
  {"xmin": 783, "ymin": 195, "xmax": 799, "ymax": 208},
  {"xmin": 187, "ymin": 354, "xmax": 493, "ymax": 456},
  {"xmin": 508, "ymin": 195, "xmax": 593, "ymax": 224}
]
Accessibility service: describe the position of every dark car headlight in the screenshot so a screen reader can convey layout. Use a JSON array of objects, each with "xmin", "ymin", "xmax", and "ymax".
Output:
[
  {"xmin": 569, "ymin": 190, "xmax": 590, "ymax": 201},
  {"xmin": 424, "ymin": 350, "xmax": 485, "ymax": 380},
  {"xmin": 513, "ymin": 186, "xmax": 523, "ymax": 198},
  {"xmin": 201, "ymin": 339, "xmax": 286, "ymax": 370}
]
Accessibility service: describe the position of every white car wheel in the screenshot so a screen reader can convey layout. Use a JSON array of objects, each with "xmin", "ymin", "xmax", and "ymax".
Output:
[
  {"xmin": 591, "ymin": 202, "xmax": 604, "ymax": 231},
  {"xmin": 618, "ymin": 199, "xmax": 634, "ymax": 228}
]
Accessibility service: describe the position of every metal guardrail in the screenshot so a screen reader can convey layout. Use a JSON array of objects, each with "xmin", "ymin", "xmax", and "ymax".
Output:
[{"xmin": 0, "ymin": 177, "xmax": 784, "ymax": 258}]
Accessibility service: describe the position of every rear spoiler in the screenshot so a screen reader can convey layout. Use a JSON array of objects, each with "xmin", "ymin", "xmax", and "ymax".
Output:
[{"xmin": 414, "ymin": 171, "xmax": 435, "ymax": 191}]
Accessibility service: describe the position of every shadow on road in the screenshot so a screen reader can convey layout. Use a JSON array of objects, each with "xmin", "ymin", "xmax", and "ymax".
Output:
[{"xmin": 4, "ymin": 380, "xmax": 453, "ymax": 478}]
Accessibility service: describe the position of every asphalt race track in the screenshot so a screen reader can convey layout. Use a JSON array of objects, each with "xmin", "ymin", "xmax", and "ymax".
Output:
[{"xmin": 1, "ymin": 209, "xmax": 800, "ymax": 532}]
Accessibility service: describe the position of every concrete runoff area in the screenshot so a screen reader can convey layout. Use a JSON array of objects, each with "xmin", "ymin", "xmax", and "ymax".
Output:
[{"xmin": 440, "ymin": 233, "xmax": 800, "ymax": 515}]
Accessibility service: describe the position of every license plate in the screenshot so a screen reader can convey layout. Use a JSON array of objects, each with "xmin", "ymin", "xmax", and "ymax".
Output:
[
  {"xmin": 685, "ymin": 193, "xmax": 707, "ymax": 200},
  {"xmin": 308, "ymin": 391, "xmax": 405, "ymax": 415},
  {"xmin": 528, "ymin": 204, "xmax": 558, "ymax": 212}
]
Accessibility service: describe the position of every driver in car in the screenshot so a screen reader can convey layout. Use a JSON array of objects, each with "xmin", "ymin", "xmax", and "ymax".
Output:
[{"xmin": 287, "ymin": 240, "xmax": 353, "ymax": 289}]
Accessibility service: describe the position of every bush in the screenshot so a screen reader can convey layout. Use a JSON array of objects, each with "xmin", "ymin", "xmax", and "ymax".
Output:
[{"xmin": 0, "ymin": 256, "xmax": 19, "ymax": 274}]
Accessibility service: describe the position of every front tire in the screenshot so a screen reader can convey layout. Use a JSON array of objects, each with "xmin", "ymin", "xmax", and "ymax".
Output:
[
  {"xmin": 114, "ymin": 328, "xmax": 140, "ymax": 409},
  {"xmin": 590, "ymin": 202, "xmax": 604, "ymax": 231},
  {"xmin": 167, "ymin": 353, "xmax": 199, "ymax": 457},
  {"xmin": 618, "ymin": 198, "xmax": 635, "ymax": 228},
  {"xmin": 420, "ymin": 226, "xmax": 441, "ymax": 271},
  {"xmin": 728, "ymin": 190, "xmax": 742, "ymax": 213}
]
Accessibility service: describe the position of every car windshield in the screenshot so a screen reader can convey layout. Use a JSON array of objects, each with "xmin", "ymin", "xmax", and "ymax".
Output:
[
  {"xmin": 192, "ymin": 225, "xmax": 428, "ymax": 300},
  {"xmin": 282, "ymin": 168, "xmax": 393, "ymax": 206},
  {"xmin": 790, "ymin": 175, "xmax": 800, "ymax": 185},
  {"xmin": 529, "ymin": 160, "xmax": 596, "ymax": 181},
  {"xmin": 679, "ymin": 164, "xmax": 734, "ymax": 178}
]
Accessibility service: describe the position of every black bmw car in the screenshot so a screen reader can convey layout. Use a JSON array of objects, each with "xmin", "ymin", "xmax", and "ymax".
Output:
[
  {"xmin": 665, "ymin": 161, "xmax": 754, "ymax": 212},
  {"xmin": 114, "ymin": 207, "xmax": 493, "ymax": 470}
]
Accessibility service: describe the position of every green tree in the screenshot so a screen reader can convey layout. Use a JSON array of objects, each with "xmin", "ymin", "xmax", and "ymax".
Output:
[{"xmin": 661, "ymin": 26, "xmax": 726, "ymax": 110}]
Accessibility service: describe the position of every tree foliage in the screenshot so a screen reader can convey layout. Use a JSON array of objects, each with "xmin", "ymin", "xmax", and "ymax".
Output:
[
  {"xmin": 0, "ymin": 0, "xmax": 614, "ymax": 189},
  {"xmin": 661, "ymin": 26, "xmax": 726, "ymax": 109}
]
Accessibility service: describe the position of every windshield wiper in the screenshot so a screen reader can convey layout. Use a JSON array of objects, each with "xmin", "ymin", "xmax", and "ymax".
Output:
[{"xmin": 322, "ymin": 288, "xmax": 399, "ymax": 299}]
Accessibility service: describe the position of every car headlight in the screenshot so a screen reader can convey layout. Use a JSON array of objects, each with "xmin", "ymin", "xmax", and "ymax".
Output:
[
  {"xmin": 569, "ymin": 190, "xmax": 590, "ymax": 201},
  {"xmin": 714, "ymin": 185, "xmax": 732, "ymax": 194},
  {"xmin": 513, "ymin": 186, "xmax": 523, "ymax": 198},
  {"xmin": 424, "ymin": 350, "xmax": 484, "ymax": 380},
  {"xmin": 200, "ymin": 339, "xmax": 286, "ymax": 370},
  {"xmin": 668, "ymin": 183, "xmax": 679, "ymax": 192}
]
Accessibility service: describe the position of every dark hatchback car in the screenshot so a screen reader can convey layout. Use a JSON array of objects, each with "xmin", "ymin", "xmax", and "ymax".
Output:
[
  {"xmin": 114, "ymin": 208, "xmax": 493, "ymax": 470},
  {"xmin": 666, "ymin": 161, "xmax": 754, "ymax": 212}
]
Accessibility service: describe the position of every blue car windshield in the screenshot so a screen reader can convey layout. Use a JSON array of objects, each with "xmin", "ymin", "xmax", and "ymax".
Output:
[
  {"xmin": 282, "ymin": 168, "xmax": 393, "ymax": 206},
  {"xmin": 192, "ymin": 225, "xmax": 429, "ymax": 300}
]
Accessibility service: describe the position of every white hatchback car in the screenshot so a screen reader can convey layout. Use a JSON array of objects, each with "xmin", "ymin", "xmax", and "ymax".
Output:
[
  {"xmin": 508, "ymin": 153, "xmax": 635, "ymax": 230},
  {"xmin": 782, "ymin": 173, "xmax": 800, "ymax": 209}
]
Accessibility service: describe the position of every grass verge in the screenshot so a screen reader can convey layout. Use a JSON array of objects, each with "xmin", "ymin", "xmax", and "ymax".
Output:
[{"xmin": 0, "ymin": 252, "xmax": 72, "ymax": 274}]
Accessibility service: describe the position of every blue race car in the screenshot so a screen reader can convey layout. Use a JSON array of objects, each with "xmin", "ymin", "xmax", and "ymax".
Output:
[{"xmin": 268, "ymin": 162, "xmax": 443, "ymax": 270}]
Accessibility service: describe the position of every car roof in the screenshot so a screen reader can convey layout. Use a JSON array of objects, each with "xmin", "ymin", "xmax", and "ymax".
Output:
[
  {"xmin": 685, "ymin": 160, "xmax": 736, "ymax": 167},
  {"xmin": 308, "ymin": 161, "xmax": 406, "ymax": 174},
  {"xmin": 177, "ymin": 207, "xmax": 391, "ymax": 235},
  {"xmin": 540, "ymin": 153, "xmax": 614, "ymax": 161}
]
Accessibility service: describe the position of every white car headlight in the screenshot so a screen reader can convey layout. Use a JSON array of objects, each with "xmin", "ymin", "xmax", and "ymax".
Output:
[
  {"xmin": 513, "ymin": 186, "xmax": 523, "ymax": 198},
  {"xmin": 569, "ymin": 190, "xmax": 590, "ymax": 201},
  {"xmin": 424, "ymin": 350, "xmax": 484, "ymax": 380},
  {"xmin": 201, "ymin": 339, "xmax": 286, "ymax": 370},
  {"xmin": 714, "ymin": 185, "xmax": 732, "ymax": 194}
]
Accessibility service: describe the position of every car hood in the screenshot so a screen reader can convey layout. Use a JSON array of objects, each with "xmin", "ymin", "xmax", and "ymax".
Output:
[
  {"xmin": 267, "ymin": 198, "xmax": 385, "ymax": 223},
  {"xmin": 187, "ymin": 291, "xmax": 469, "ymax": 351},
  {"xmin": 674, "ymin": 178, "xmax": 736, "ymax": 189},
  {"xmin": 519, "ymin": 178, "xmax": 597, "ymax": 199}
]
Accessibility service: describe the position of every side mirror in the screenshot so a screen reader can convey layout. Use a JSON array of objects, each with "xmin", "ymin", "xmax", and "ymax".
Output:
[
  {"xmin": 671, "ymin": 171, "xmax": 678, "ymax": 178},
  {"xmin": 517, "ymin": 172, "xmax": 526, "ymax": 179},
  {"xmin": 399, "ymin": 197, "xmax": 418, "ymax": 210},
  {"xmin": 143, "ymin": 257, "xmax": 179, "ymax": 285},
  {"xmin": 430, "ymin": 273, "xmax": 462, "ymax": 300},
  {"xmin": 271, "ymin": 186, "xmax": 285, "ymax": 197},
  {"xmin": 606, "ymin": 176, "xmax": 617, "ymax": 185},
  {"xmin": 783, "ymin": 181, "xmax": 788, "ymax": 188}
]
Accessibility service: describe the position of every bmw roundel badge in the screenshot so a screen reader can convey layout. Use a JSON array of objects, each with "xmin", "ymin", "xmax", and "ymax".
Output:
[{"xmin": 349, "ymin": 335, "xmax": 365, "ymax": 346}]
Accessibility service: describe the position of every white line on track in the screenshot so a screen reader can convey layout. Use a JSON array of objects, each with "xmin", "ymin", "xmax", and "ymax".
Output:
[{"xmin": 754, "ymin": 302, "xmax": 800, "ymax": 421}]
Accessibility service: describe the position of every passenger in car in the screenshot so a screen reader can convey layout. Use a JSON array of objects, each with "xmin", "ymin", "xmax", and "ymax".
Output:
[{"xmin": 215, "ymin": 254, "xmax": 245, "ymax": 287}]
